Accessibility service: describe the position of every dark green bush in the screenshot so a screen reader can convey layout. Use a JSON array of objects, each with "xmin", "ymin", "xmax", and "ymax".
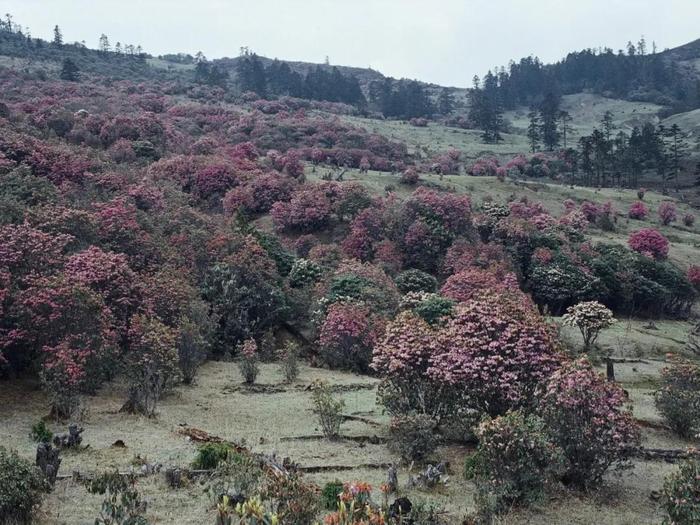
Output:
[
  {"xmin": 395, "ymin": 269, "xmax": 438, "ymax": 294},
  {"xmin": 320, "ymin": 480, "xmax": 344, "ymax": 510},
  {"xmin": 30, "ymin": 420, "xmax": 53, "ymax": 443},
  {"xmin": 193, "ymin": 443, "xmax": 238, "ymax": 470},
  {"xmin": 413, "ymin": 295, "xmax": 454, "ymax": 325},
  {"xmin": 0, "ymin": 446, "xmax": 48, "ymax": 524}
]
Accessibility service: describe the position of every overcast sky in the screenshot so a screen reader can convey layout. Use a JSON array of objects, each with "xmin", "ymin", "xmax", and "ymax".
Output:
[{"xmin": 4, "ymin": 0, "xmax": 700, "ymax": 87}]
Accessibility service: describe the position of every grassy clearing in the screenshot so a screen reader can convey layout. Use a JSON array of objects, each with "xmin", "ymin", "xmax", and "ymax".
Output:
[{"xmin": 1, "ymin": 352, "xmax": 696, "ymax": 524}]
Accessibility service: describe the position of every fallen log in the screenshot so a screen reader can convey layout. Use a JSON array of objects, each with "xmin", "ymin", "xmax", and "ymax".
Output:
[{"xmin": 634, "ymin": 447, "xmax": 700, "ymax": 462}]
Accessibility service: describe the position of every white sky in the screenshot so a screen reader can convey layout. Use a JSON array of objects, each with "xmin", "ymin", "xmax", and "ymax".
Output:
[{"xmin": 4, "ymin": 0, "xmax": 700, "ymax": 87}]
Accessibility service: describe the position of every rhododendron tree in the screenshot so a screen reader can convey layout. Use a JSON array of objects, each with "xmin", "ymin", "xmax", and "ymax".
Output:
[
  {"xmin": 374, "ymin": 295, "xmax": 562, "ymax": 420},
  {"xmin": 372, "ymin": 311, "xmax": 454, "ymax": 422},
  {"xmin": 0, "ymin": 223, "xmax": 71, "ymax": 282},
  {"xmin": 318, "ymin": 302, "xmax": 383, "ymax": 372},
  {"xmin": 658, "ymin": 201, "xmax": 677, "ymax": 226},
  {"xmin": 40, "ymin": 339, "xmax": 91, "ymax": 419},
  {"xmin": 193, "ymin": 163, "xmax": 238, "ymax": 201},
  {"xmin": 430, "ymin": 295, "xmax": 563, "ymax": 416},
  {"xmin": 440, "ymin": 267, "xmax": 519, "ymax": 303},
  {"xmin": 628, "ymin": 228, "xmax": 669, "ymax": 260},
  {"xmin": 271, "ymin": 185, "xmax": 333, "ymax": 232},
  {"xmin": 561, "ymin": 301, "xmax": 616, "ymax": 350},
  {"xmin": 222, "ymin": 173, "xmax": 296, "ymax": 216},
  {"xmin": 400, "ymin": 167, "xmax": 419, "ymax": 185},
  {"xmin": 64, "ymin": 246, "xmax": 142, "ymax": 343},
  {"xmin": 628, "ymin": 201, "xmax": 648, "ymax": 220},
  {"xmin": 538, "ymin": 358, "xmax": 640, "ymax": 488},
  {"xmin": 688, "ymin": 265, "xmax": 700, "ymax": 288},
  {"xmin": 3, "ymin": 275, "xmax": 116, "ymax": 392}
]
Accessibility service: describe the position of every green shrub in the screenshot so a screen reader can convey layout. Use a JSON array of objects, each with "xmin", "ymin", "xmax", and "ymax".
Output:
[
  {"xmin": 0, "ymin": 446, "xmax": 48, "ymax": 524},
  {"xmin": 310, "ymin": 380, "xmax": 344, "ymax": 440},
  {"xmin": 413, "ymin": 295, "xmax": 454, "ymax": 325},
  {"xmin": 30, "ymin": 420, "xmax": 53, "ymax": 443},
  {"xmin": 471, "ymin": 411, "xmax": 563, "ymax": 516},
  {"xmin": 388, "ymin": 414, "xmax": 440, "ymax": 463},
  {"xmin": 395, "ymin": 269, "xmax": 438, "ymax": 294},
  {"xmin": 655, "ymin": 359, "xmax": 700, "ymax": 438},
  {"xmin": 82, "ymin": 470, "xmax": 148, "ymax": 525},
  {"xmin": 288, "ymin": 259, "xmax": 322, "ymax": 288},
  {"xmin": 320, "ymin": 480, "xmax": 344, "ymax": 510},
  {"xmin": 661, "ymin": 457, "xmax": 700, "ymax": 525},
  {"xmin": 278, "ymin": 341, "xmax": 300, "ymax": 383},
  {"xmin": 193, "ymin": 443, "xmax": 238, "ymax": 470}
]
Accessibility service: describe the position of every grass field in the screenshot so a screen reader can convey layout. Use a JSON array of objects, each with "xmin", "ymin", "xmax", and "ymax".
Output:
[{"xmin": 1, "ymin": 348, "xmax": 694, "ymax": 525}]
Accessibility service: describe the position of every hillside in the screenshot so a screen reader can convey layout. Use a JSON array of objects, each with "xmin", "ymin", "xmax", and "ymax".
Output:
[{"xmin": 3, "ymin": 15, "xmax": 700, "ymax": 525}]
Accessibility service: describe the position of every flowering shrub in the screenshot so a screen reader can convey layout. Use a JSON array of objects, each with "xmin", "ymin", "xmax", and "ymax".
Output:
[
  {"xmin": 628, "ymin": 228, "xmax": 669, "ymax": 260},
  {"xmin": 430, "ymin": 295, "xmax": 562, "ymax": 416},
  {"xmin": 658, "ymin": 202, "xmax": 678, "ymax": 226},
  {"xmin": 469, "ymin": 411, "xmax": 563, "ymax": 515},
  {"xmin": 655, "ymin": 359, "xmax": 700, "ymax": 438},
  {"xmin": 40, "ymin": 340, "xmax": 90, "ymax": 419},
  {"xmin": 271, "ymin": 185, "xmax": 333, "ymax": 232},
  {"xmin": 374, "ymin": 296, "xmax": 562, "ymax": 420},
  {"xmin": 539, "ymin": 358, "xmax": 640, "ymax": 488},
  {"xmin": 238, "ymin": 338, "xmax": 260, "ymax": 384},
  {"xmin": 628, "ymin": 201, "xmax": 648, "ymax": 220},
  {"xmin": 579, "ymin": 201, "xmax": 601, "ymax": 223},
  {"xmin": 469, "ymin": 156, "xmax": 499, "ymax": 177},
  {"xmin": 372, "ymin": 312, "xmax": 454, "ymax": 423},
  {"xmin": 661, "ymin": 457, "xmax": 700, "ymax": 525},
  {"xmin": 318, "ymin": 303, "xmax": 382, "ymax": 372},
  {"xmin": 400, "ymin": 167, "xmax": 419, "ymax": 185},
  {"xmin": 561, "ymin": 301, "xmax": 616, "ymax": 351},
  {"xmin": 688, "ymin": 266, "xmax": 700, "ymax": 288},
  {"xmin": 440, "ymin": 268, "xmax": 518, "ymax": 303},
  {"xmin": 223, "ymin": 173, "xmax": 296, "ymax": 216}
]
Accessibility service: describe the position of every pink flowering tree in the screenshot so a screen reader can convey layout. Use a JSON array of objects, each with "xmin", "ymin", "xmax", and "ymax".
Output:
[
  {"xmin": 430, "ymin": 295, "xmax": 563, "ymax": 416},
  {"xmin": 372, "ymin": 311, "xmax": 455, "ymax": 422},
  {"xmin": 628, "ymin": 228, "xmax": 669, "ymax": 260},
  {"xmin": 628, "ymin": 201, "xmax": 648, "ymax": 220},
  {"xmin": 64, "ymin": 246, "xmax": 142, "ymax": 344},
  {"xmin": 688, "ymin": 266, "xmax": 700, "ymax": 289},
  {"xmin": 658, "ymin": 202, "xmax": 677, "ymax": 226},
  {"xmin": 440, "ymin": 268, "xmax": 519, "ymax": 303},
  {"xmin": 271, "ymin": 185, "xmax": 333, "ymax": 232},
  {"xmin": 539, "ymin": 358, "xmax": 640, "ymax": 488},
  {"xmin": 373, "ymin": 294, "xmax": 562, "ymax": 420},
  {"xmin": 318, "ymin": 302, "xmax": 383, "ymax": 373}
]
